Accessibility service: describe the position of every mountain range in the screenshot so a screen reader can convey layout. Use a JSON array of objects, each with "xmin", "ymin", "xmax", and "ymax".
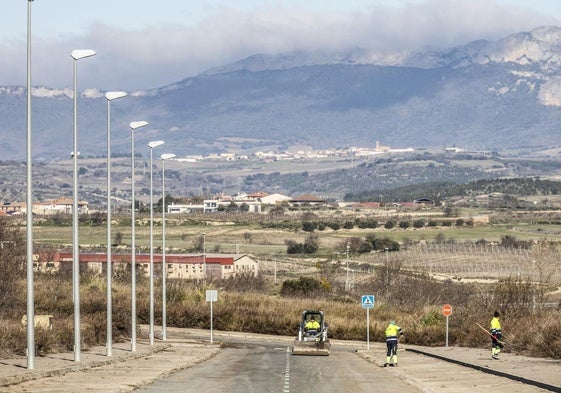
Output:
[{"xmin": 2, "ymin": 25, "xmax": 561, "ymax": 161}]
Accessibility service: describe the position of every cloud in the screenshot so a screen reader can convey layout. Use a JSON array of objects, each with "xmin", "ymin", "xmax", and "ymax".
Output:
[{"xmin": 1, "ymin": 0, "xmax": 558, "ymax": 90}]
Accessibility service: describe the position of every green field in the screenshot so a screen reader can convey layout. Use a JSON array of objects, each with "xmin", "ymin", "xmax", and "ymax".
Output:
[{"xmin": 27, "ymin": 208, "xmax": 561, "ymax": 286}]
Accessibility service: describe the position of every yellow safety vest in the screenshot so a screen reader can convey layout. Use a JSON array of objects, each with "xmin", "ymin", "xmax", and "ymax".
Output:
[
  {"xmin": 385, "ymin": 325, "xmax": 401, "ymax": 338},
  {"xmin": 490, "ymin": 317, "xmax": 501, "ymax": 332},
  {"xmin": 306, "ymin": 321, "xmax": 320, "ymax": 329}
]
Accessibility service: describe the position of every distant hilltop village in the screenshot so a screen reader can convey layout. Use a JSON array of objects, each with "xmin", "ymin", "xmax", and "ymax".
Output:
[{"xmin": 177, "ymin": 141, "xmax": 417, "ymax": 163}]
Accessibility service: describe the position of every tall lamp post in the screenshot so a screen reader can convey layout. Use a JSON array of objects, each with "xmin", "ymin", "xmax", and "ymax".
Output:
[
  {"xmin": 71, "ymin": 48, "xmax": 96, "ymax": 363},
  {"xmin": 26, "ymin": 0, "xmax": 35, "ymax": 370},
  {"xmin": 104, "ymin": 91, "xmax": 127, "ymax": 357},
  {"xmin": 147, "ymin": 140, "xmax": 165, "ymax": 345},
  {"xmin": 129, "ymin": 121, "xmax": 148, "ymax": 351},
  {"xmin": 160, "ymin": 153, "xmax": 176, "ymax": 341}
]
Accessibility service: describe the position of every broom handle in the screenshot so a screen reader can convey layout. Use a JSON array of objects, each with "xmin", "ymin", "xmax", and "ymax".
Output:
[{"xmin": 475, "ymin": 322, "xmax": 506, "ymax": 346}]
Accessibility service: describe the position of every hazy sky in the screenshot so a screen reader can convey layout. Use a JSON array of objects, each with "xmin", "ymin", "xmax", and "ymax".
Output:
[{"xmin": 1, "ymin": 0, "xmax": 560, "ymax": 90}]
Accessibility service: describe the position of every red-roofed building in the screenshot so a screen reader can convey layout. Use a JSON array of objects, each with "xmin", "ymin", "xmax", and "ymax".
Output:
[{"xmin": 36, "ymin": 251, "xmax": 258, "ymax": 280}]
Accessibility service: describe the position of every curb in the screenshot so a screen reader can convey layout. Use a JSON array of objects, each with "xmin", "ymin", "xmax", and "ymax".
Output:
[
  {"xmin": 0, "ymin": 344, "xmax": 171, "ymax": 388},
  {"xmin": 406, "ymin": 348, "xmax": 561, "ymax": 393}
]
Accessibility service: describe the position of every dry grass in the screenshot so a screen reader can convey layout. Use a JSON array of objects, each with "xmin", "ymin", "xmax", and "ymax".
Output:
[{"xmin": 0, "ymin": 272, "xmax": 560, "ymax": 359}]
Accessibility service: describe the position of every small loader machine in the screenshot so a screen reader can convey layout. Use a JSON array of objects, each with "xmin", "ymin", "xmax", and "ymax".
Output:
[{"xmin": 291, "ymin": 310, "xmax": 331, "ymax": 356}]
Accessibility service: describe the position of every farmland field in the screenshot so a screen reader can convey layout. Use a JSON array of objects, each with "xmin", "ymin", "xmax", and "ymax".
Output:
[{"xmin": 28, "ymin": 207, "xmax": 561, "ymax": 293}]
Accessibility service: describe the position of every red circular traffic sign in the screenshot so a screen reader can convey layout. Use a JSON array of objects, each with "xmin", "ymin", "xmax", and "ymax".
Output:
[{"xmin": 442, "ymin": 304, "xmax": 453, "ymax": 317}]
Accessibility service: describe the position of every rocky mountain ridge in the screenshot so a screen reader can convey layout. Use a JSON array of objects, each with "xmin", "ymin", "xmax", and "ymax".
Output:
[{"xmin": 1, "ymin": 26, "xmax": 561, "ymax": 160}]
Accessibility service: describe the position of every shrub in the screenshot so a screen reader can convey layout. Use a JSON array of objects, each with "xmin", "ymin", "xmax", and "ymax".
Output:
[
  {"xmin": 302, "ymin": 221, "xmax": 317, "ymax": 232},
  {"xmin": 384, "ymin": 220, "xmax": 396, "ymax": 229},
  {"xmin": 357, "ymin": 219, "xmax": 379, "ymax": 229},
  {"xmin": 303, "ymin": 234, "xmax": 319, "ymax": 254},
  {"xmin": 343, "ymin": 221, "xmax": 354, "ymax": 229},
  {"xmin": 285, "ymin": 235, "xmax": 319, "ymax": 254},
  {"xmin": 420, "ymin": 310, "xmax": 444, "ymax": 326},
  {"xmin": 358, "ymin": 241, "xmax": 373, "ymax": 253},
  {"xmin": 500, "ymin": 235, "xmax": 531, "ymax": 249},
  {"xmin": 343, "ymin": 237, "xmax": 360, "ymax": 253},
  {"xmin": 328, "ymin": 222, "xmax": 341, "ymax": 231},
  {"xmin": 365, "ymin": 234, "xmax": 400, "ymax": 251},
  {"xmin": 280, "ymin": 277, "xmax": 323, "ymax": 297},
  {"xmin": 286, "ymin": 240, "xmax": 303, "ymax": 254},
  {"xmin": 399, "ymin": 221, "xmax": 410, "ymax": 229}
]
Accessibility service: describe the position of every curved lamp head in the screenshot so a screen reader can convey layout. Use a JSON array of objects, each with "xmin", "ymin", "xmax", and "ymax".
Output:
[
  {"xmin": 148, "ymin": 140, "xmax": 165, "ymax": 149},
  {"xmin": 105, "ymin": 91, "xmax": 127, "ymax": 101},
  {"xmin": 70, "ymin": 151, "xmax": 81, "ymax": 158},
  {"xmin": 71, "ymin": 49, "xmax": 96, "ymax": 60},
  {"xmin": 129, "ymin": 121, "xmax": 148, "ymax": 131},
  {"xmin": 161, "ymin": 153, "xmax": 176, "ymax": 161}
]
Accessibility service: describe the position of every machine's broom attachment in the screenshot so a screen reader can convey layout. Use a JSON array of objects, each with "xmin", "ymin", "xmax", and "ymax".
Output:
[{"xmin": 291, "ymin": 339, "xmax": 331, "ymax": 356}]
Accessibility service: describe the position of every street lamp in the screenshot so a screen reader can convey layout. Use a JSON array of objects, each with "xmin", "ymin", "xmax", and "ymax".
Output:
[
  {"xmin": 129, "ymin": 120, "xmax": 148, "ymax": 352},
  {"xmin": 71, "ymin": 48, "xmax": 96, "ymax": 363},
  {"xmin": 104, "ymin": 91, "xmax": 127, "ymax": 357},
  {"xmin": 148, "ymin": 140, "xmax": 165, "ymax": 345},
  {"xmin": 26, "ymin": 0, "xmax": 35, "ymax": 370},
  {"xmin": 160, "ymin": 153, "xmax": 176, "ymax": 341}
]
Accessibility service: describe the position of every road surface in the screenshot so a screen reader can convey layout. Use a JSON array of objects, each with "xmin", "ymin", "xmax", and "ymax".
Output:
[{"xmin": 137, "ymin": 341, "xmax": 422, "ymax": 393}]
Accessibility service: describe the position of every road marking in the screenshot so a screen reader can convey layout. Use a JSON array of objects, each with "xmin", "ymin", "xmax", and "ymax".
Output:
[{"xmin": 283, "ymin": 347, "xmax": 291, "ymax": 392}]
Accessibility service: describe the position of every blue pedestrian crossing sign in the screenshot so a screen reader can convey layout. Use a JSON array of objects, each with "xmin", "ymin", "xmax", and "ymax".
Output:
[{"xmin": 361, "ymin": 295, "xmax": 375, "ymax": 309}]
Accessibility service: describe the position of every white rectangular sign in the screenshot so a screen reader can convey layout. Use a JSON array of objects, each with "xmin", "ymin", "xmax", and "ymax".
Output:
[{"xmin": 206, "ymin": 289, "xmax": 218, "ymax": 302}]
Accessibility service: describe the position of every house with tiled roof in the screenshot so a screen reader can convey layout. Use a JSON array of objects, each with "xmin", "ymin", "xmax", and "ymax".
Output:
[
  {"xmin": 248, "ymin": 191, "xmax": 269, "ymax": 200},
  {"xmin": 0, "ymin": 201, "xmax": 25, "ymax": 215},
  {"xmin": 290, "ymin": 194, "xmax": 326, "ymax": 206},
  {"xmin": 32, "ymin": 198, "xmax": 89, "ymax": 215},
  {"xmin": 0, "ymin": 198, "xmax": 89, "ymax": 215},
  {"xmin": 35, "ymin": 251, "xmax": 258, "ymax": 280}
]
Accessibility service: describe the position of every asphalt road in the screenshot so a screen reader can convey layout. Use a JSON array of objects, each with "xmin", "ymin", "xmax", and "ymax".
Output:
[
  {"xmin": 0, "ymin": 328, "xmax": 557, "ymax": 392},
  {"xmin": 135, "ymin": 332, "xmax": 556, "ymax": 393},
  {"xmin": 136, "ymin": 341, "xmax": 422, "ymax": 393}
]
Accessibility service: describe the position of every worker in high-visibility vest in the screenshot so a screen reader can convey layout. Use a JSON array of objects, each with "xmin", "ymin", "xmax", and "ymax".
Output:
[
  {"xmin": 490, "ymin": 311, "xmax": 503, "ymax": 359},
  {"xmin": 384, "ymin": 321, "xmax": 404, "ymax": 367},
  {"xmin": 305, "ymin": 316, "xmax": 320, "ymax": 331}
]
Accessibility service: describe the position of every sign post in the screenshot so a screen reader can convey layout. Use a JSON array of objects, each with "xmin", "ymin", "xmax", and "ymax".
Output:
[
  {"xmin": 361, "ymin": 295, "xmax": 375, "ymax": 350},
  {"xmin": 206, "ymin": 290, "xmax": 218, "ymax": 343},
  {"xmin": 442, "ymin": 304, "xmax": 453, "ymax": 347}
]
